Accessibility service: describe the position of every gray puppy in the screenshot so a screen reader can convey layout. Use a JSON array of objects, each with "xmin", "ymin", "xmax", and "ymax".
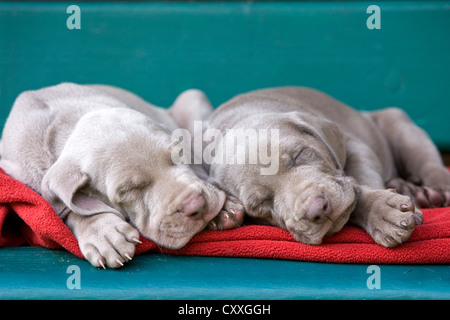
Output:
[
  {"xmin": 183, "ymin": 87, "xmax": 450, "ymax": 247},
  {"xmin": 0, "ymin": 83, "xmax": 227, "ymax": 268}
]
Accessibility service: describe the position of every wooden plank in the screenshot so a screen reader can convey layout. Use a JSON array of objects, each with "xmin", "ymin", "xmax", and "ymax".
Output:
[{"xmin": 0, "ymin": 247, "xmax": 449, "ymax": 299}]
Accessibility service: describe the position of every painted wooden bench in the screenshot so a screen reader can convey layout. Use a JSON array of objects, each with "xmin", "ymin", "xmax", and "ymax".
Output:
[{"xmin": 0, "ymin": 1, "xmax": 449, "ymax": 300}]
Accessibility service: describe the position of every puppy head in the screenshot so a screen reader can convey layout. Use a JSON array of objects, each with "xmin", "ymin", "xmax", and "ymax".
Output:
[
  {"xmin": 209, "ymin": 111, "xmax": 357, "ymax": 245},
  {"xmin": 42, "ymin": 108, "xmax": 225, "ymax": 249},
  {"xmin": 106, "ymin": 157, "xmax": 226, "ymax": 249}
]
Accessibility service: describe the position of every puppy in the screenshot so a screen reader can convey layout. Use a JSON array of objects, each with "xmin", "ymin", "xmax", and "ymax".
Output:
[
  {"xmin": 0, "ymin": 83, "xmax": 227, "ymax": 268},
  {"xmin": 185, "ymin": 87, "xmax": 450, "ymax": 247}
]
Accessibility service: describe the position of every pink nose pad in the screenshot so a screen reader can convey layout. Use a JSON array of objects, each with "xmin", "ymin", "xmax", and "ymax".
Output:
[
  {"xmin": 305, "ymin": 194, "xmax": 331, "ymax": 222},
  {"xmin": 180, "ymin": 193, "xmax": 206, "ymax": 217}
]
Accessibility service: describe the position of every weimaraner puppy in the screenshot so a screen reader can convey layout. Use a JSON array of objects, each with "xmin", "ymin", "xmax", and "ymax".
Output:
[
  {"xmin": 0, "ymin": 82, "xmax": 232, "ymax": 268},
  {"xmin": 178, "ymin": 87, "xmax": 450, "ymax": 247}
]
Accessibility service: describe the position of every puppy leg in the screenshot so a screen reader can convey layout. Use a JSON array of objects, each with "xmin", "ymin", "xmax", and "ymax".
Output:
[
  {"xmin": 344, "ymin": 138, "xmax": 386, "ymax": 189},
  {"xmin": 370, "ymin": 108, "xmax": 450, "ymax": 207},
  {"xmin": 344, "ymin": 139, "xmax": 423, "ymax": 247},
  {"xmin": 65, "ymin": 211, "xmax": 140, "ymax": 269},
  {"xmin": 169, "ymin": 89, "xmax": 214, "ymax": 135}
]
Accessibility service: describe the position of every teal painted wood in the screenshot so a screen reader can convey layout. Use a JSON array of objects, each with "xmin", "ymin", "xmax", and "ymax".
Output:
[
  {"xmin": 1, "ymin": 1, "xmax": 449, "ymax": 149},
  {"xmin": 0, "ymin": 247, "xmax": 449, "ymax": 300},
  {"xmin": 1, "ymin": 2, "xmax": 450, "ymax": 300}
]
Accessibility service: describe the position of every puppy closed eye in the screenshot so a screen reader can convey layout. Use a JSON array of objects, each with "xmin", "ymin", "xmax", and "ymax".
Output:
[
  {"xmin": 115, "ymin": 176, "xmax": 152, "ymax": 201},
  {"xmin": 291, "ymin": 148, "xmax": 316, "ymax": 167}
]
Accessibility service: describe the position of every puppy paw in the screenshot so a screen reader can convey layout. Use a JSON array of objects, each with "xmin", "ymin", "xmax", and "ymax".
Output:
[
  {"xmin": 206, "ymin": 195, "xmax": 245, "ymax": 231},
  {"xmin": 386, "ymin": 178, "xmax": 450, "ymax": 208},
  {"xmin": 415, "ymin": 186, "xmax": 450, "ymax": 208},
  {"xmin": 366, "ymin": 190, "xmax": 423, "ymax": 248},
  {"xmin": 76, "ymin": 214, "xmax": 140, "ymax": 269}
]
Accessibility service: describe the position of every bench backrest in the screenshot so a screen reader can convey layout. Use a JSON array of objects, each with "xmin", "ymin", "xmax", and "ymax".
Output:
[{"xmin": 1, "ymin": 1, "xmax": 449, "ymax": 150}]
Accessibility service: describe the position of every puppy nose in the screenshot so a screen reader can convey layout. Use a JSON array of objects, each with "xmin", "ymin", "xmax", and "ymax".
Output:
[
  {"xmin": 305, "ymin": 194, "xmax": 331, "ymax": 222},
  {"xmin": 180, "ymin": 193, "xmax": 206, "ymax": 217}
]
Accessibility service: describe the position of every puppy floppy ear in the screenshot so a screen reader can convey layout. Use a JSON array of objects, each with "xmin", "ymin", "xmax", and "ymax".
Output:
[
  {"xmin": 289, "ymin": 111, "xmax": 347, "ymax": 170},
  {"xmin": 41, "ymin": 157, "xmax": 122, "ymax": 218}
]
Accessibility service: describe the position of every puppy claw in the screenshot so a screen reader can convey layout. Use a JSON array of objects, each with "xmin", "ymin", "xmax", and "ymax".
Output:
[
  {"xmin": 207, "ymin": 220, "xmax": 218, "ymax": 231},
  {"xmin": 385, "ymin": 235, "xmax": 396, "ymax": 246},
  {"xmin": 400, "ymin": 200, "xmax": 415, "ymax": 213},
  {"xmin": 414, "ymin": 211, "xmax": 424, "ymax": 225},
  {"xmin": 131, "ymin": 237, "xmax": 142, "ymax": 244},
  {"xmin": 205, "ymin": 194, "xmax": 245, "ymax": 231},
  {"xmin": 115, "ymin": 259, "xmax": 124, "ymax": 267},
  {"xmin": 98, "ymin": 259, "xmax": 106, "ymax": 270},
  {"xmin": 124, "ymin": 254, "xmax": 133, "ymax": 261}
]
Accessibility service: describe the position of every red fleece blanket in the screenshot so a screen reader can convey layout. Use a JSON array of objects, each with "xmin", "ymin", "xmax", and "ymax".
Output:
[{"xmin": 1, "ymin": 168, "xmax": 449, "ymax": 264}]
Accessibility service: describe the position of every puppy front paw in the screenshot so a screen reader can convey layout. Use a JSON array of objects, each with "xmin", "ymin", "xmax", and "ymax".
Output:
[
  {"xmin": 206, "ymin": 195, "xmax": 245, "ymax": 231},
  {"xmin": 365, "ymin": 190, "xmax": 423, "ymax": 248},
  {"xmin": 76, "ymin": 214, "xmax": 140, "ymax": 269}
]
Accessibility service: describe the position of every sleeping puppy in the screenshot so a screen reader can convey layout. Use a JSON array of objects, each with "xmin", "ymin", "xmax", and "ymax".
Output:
[
  {"xmin": 187, "ymin": 87, "xmax": 450, "ymax": 247},
  {"xmin": 0, "ymin": 83, "xmax": 227, "ymax": 268}
]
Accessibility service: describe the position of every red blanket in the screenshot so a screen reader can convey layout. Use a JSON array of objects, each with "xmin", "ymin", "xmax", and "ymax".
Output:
[{"xmin": 1, "ymin": 168, "xmax": 449, "ymax": 264}]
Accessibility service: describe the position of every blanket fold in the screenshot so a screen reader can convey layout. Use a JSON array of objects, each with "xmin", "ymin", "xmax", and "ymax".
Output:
[{"xmin": 1, "ymin": 168, "xmax": 449, "ymax": 264}]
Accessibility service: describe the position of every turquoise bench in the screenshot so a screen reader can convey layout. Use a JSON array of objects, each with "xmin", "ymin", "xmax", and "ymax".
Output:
[
  {"xmin": 1, "ymin": 247, "xmax": 449, "ymax": 300},
  {"xmin": 0, "ymin": 1, "xmax": 449, "ymax": 300}
]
